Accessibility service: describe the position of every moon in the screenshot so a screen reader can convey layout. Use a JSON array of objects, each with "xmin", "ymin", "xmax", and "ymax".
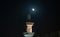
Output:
[{"xmin": 32, "ymin": 8, "xmax": 35, "ymax": 11}]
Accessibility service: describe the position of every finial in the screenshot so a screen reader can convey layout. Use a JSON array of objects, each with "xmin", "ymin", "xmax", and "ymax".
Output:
[{"xmin": 27, "ymin": 14, "xmax": 31, "ymax": 21}]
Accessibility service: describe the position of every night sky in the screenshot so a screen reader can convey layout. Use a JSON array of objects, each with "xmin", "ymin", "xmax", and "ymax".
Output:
[{"xmin": 0, "ymin": 0, "xmax": 59, "ymax": 37}]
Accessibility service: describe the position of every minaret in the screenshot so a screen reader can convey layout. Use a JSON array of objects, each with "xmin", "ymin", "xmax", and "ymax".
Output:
[{"xmin": 23, "ymin": 14, "xmax": 34, "ymax": 37}]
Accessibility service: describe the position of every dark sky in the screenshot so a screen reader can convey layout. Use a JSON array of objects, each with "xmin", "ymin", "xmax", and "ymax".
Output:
[{"xmin": 0, "ymin": 0, "xmax": 59, "ymax": 37}]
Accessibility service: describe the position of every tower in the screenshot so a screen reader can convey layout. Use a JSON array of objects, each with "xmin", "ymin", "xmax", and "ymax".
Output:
[{"xmin": 23, "ymin": 14, "xmax": 34, "ymax": 37}]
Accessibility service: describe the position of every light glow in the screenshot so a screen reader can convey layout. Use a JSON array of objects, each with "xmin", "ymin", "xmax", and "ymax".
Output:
[{"xmin": 32, "ymin": 8, "xmax": 35, "ymax": 11}]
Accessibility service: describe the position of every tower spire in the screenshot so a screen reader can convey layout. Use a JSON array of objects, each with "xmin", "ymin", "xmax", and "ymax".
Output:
[{"xmin": 27, "ymin": 14, "xmax": 31, "ymax": 21}]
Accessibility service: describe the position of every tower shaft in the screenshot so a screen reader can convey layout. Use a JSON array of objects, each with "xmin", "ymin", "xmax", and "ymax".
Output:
[{"xmin": 26, "ymin": 22, "xmax": 34, "ymax": 33}]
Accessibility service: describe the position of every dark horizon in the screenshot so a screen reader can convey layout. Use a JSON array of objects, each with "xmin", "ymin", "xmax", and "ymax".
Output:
[{"xmin": 0, "ymin": 0, "xmax": 59, "ymax": 37}]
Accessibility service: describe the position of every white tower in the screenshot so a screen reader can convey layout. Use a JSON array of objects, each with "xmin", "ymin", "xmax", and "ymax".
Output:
[{"xmin": 23, "ymin": 14, "xmax": 34, "ymax": 37}]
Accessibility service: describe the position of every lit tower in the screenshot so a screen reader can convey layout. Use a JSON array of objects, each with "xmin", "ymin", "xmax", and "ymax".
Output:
[{"xmin": 23, "ymin": 8, "xmax": 35, "ymax": 37}]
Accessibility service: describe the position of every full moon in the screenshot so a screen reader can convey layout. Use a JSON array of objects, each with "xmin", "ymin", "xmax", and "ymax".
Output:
[{"xmin": 32, "ymin": 8, "xmax": 35, "ymax": 11}]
